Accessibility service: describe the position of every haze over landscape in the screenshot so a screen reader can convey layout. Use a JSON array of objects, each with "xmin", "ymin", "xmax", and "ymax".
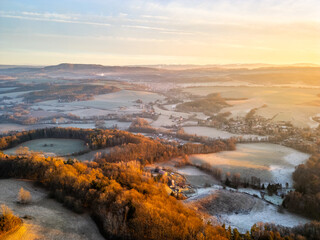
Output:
[{"xmin": 0, "ymin": 1, "xmax": 320, "ymax": 240}]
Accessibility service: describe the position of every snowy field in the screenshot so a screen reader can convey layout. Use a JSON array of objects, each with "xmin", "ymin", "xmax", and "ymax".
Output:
[
  {"xmin": 53, "ymin": 120, "xmax": 131, "ymax": 130},
  {"xmin": 67, "ymin": 90, "xmax": 161, "ymax": 110},
  {"xmin": 176, "ymin": 165, "xmax": 285, "ymax": 206},
  {"xmin": 190, "ymin": 189, "xmax": 310, "ymax": 233},
  {"xmin": 190, "ymin": 143, "xmax": 310, "ymax": 186},
  {"xmin": 222, "ymin": 203, "xmax": 310, "ymax": 233},
  {"xmin": 0, "ymin": 179, "xmax": 104, "ymax": 240},
  {"xmin": 0, "ymin": 123, "xmax": 43, "ymax": 133},
  {"xmin": 151, "ymin": 105, "xmax": 212, "ymax": 129},
  {"xmin": 183, "ymin": 86, "xmax": 320, "ymax": 128},
  {"xmin": 75, "ymin": 147, "xmax": 111, "ymax": 161},
  {"xmin": 183, "ymin": 126, "xmax": 265, "ymax": 140},
  {"xmin": 0, "ymin": 90, "xmax": 35, "ymax": 99},
  {"xmin": 0, "ymin": 87, "xmax": 17, "ymax": 92},
  {"xmin": 3, "ymin": 138, "xmax": 88, "ymax": 156},
  {"xmin": 33, "ymin": 90, "xmax": 163, "ymax": 116},
  {"xmin": 56, "ymin": 123, "xmax": 97, "ymax": 129}
]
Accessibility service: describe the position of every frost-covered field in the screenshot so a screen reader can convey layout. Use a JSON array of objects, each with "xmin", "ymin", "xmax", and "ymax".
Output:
[
  {"xmin": 190, "ymin": 143, "xmax": 310, "ymax": 186},
  {"xmin": 104, "ymin": 120, "xmax": 131, "ymax": 130},
  {"xmin": 190, "ymin": 189, "xmax": 310, "ymax": 233},
  {"xmin": 67, "ymin": 90, "xmax": 161, "ymax": 110},
  {"xmin": 183, "ymin": 86, "xmax": 320, "ymax": 128},
  {"xmin": 75, "ymin": 147, "xmax": 111, "ymax": 161},
  {"xmin": 3, "ymin": 138, "xmax": 87, "ymax": 156},
  {"xmin": 56, "ymin": 123, "xmax": 97, "ymax": 129},
  {"xmin": 0, "ymin": 87, "xmax": 17, "ymax": 92},
  {"xmin": 177, "ymin": 166, "xmax": 221, "ymax": 188},
  {"xmin": 0, "ymin": 179, "xmax": 104, "ymax": 240},
  {"xmin": 151, "ymin": 115, "xmax": 175, "ymax": 128},
  {"xmin": 222, "ymin": 203, "xmax": 310, "ymax": 233},
  {"xmin": 0, "ymin": 90, "xmax": 34, "ymax": 99},
  {"xmin": 55, "ymin": 120, "xmax": 131, "ymax": 130},
  {"xmin": 183, "ymin": 126, "xmax": 264, "ymax": 140},
  {"xmin": 151, "ymin": 105, "xmax": 211, "ymax": 129},
  {"xmin": 0, "ymin": 123, "xmax": 41, "ymax": 133},
  {"xmin": 32, "ymin": 90, "xmax": 164, "ymax": 118},
  {"xmin": 176, "ymin": 166, "xmax": 285, "ymax": 206}
]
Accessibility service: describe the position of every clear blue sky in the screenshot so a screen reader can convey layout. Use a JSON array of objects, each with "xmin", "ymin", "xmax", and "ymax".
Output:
[{"xmin": 0, "ymin": 0, "xmax": 319, "ymax": 65}]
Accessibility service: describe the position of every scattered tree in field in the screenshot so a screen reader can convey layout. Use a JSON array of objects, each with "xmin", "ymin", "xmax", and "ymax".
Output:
[{"xmin": 18, "ymin": 187, "xmax": 31, "ymax": 204}]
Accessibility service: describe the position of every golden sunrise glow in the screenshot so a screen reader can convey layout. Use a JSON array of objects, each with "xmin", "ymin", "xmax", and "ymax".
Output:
[{"xmin": 0, "ymin": 0, "xmax": 319, "ymax": 65}]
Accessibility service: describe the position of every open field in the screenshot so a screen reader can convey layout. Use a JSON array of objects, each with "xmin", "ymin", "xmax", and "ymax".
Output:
[
  {"xmin": 0, "ymin": 87, "xmax": 17, "ymax": 92},
  {"xmin": 190, "ymin": 143, "xmax": 310, "ymax": 186},
  {"xmin": 30, "ymin": 89, "xmax": 164, "ymax": 118},
  {"xmin": 151, "ymin": 105, "xmax": 208, "ymax": 129},
  {"xmin": 0, "ymin": 90, "xmax": 35, "ymax": 99},
  {"xmin": 183, "ymin": 86, "xmax": 320, "ymax": 128},
  {"xmin": 58, "ymin": 121, "xmax": 131, "ymax": 130},
  {"xmin": 67, "ymin": 90, "xmax": 162, "ymax": 111},
  {"xmin": 0, "ymin": 179, "xmax": 104, "ymax": 240},
  {"xmin": 183, "ymin": 126, "xmax": 264, "ymax": 140},
  {"xmin": 0, "ymin": 123, "xmax": 41, "ymax": 133},
  {"xmin": 190, "ymin": 189, "xmax": 310, "ymax": 233},
  {"xmin": 177, "ymin": 166, "xmax": 221, "ymax": 187},
  {"xmin": 75, "ymin": 147, "xmax": 111, "ymax": 161},
  {"xmin": 3, "ymin": 138, "xmax": 87, "ymax": 156}
]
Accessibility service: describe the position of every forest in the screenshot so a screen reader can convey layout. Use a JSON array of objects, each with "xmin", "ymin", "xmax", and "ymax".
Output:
[
  {"xmin": 22, "ymin": 84, "xmax": 119, "ymax": 103},
  {"xmin": 0, "ymin": 127, "xmax": 237, "ymax": 162},
  {"xmin": 176, "ymin": 93, "xmax": 230, "ymax": 114},
  {"xmin": 283, "ymin": 154, "xmax": 320, "ymax": 220}
]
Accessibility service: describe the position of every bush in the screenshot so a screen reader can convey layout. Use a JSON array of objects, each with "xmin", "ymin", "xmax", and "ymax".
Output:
[
  {"xmin": 18, "ymin": 187, "xmax": 32, "ymax": 204},
  {"xmin": 0, "ymin": 205, "xmax": 22, "ymax": 235}
]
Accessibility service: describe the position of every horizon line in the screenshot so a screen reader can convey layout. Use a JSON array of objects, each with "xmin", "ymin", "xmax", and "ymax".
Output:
[{"xmin": 0, "ymin": 62, "xmax": 319, "ymax": 68}]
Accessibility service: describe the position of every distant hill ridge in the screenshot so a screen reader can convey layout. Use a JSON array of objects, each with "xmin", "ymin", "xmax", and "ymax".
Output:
[
  {"xmin": 43, "ymin": 63, "xmax": 160, "ymax": 72},
  {"xmin": 0, "ymin": 63, "xmax": 319, "ymax": 85},
  {"xmin": 0, "ymin": 62, "xmax": 319, "ymax": 72}
]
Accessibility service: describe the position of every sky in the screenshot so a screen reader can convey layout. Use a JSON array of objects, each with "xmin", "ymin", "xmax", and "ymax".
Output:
[{"xmin": 0, "ymin": 0, "xmax": 319, "ymax": 65}]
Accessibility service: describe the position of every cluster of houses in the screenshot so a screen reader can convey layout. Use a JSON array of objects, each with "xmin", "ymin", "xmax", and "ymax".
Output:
[
  {"xmin": 198, "ymin": 114, "xmax": 319, "ymax": 152},
  {"xmin": 149, "ymin": 166, "xmax": 195, "ymax": 197}
]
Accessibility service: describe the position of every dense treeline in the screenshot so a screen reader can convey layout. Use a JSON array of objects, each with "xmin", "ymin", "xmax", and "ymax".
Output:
[
  {"xmin": 176, "ymin": 93, "xmax": 230, "ymax": 114},
  {"xmin": 283, "ymin": 154, "xmax": 320, "ymax": 220},
  {"xmin": 22, "ymin": 84, "xmax": 119, "ymax": 103},
  {"xmin": 250, "ymin": 222, "xmax": 320, "ymax": 240},
  {"xmin": 0, "ymin": 127, "xmax": 236, "ymax": 164},
  {"xmin": 0, "ymin": 127, "xmax": 141, "ymax": 150},
  {"xmin": 101, "ymin": 139, "xmax": 235, "ymax": 165}
]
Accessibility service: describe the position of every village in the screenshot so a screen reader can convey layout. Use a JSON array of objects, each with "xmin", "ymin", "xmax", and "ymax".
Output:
[{"xmin": 146, "ymin": 165, "xmax": 195, "ymax": 199}]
